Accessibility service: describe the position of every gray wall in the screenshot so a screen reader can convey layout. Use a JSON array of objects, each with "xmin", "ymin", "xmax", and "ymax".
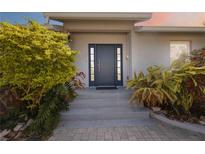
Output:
[{"xmin": 132, "ymin": 32, "xmax": 205, "ymax": 74}]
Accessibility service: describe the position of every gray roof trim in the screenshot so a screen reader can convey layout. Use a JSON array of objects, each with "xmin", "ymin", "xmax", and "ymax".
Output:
[
  {"xmin": 44, "ymin": 12, "xmax": 152, "ymax": 21},
  {"xmin": 135, "ymin": 26, "xmax": 205, "ymax": 32}
]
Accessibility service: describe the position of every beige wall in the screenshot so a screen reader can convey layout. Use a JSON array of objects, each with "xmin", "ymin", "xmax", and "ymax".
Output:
[
  {"xmin": 132, "ymin": 32, "xmax": 205, "ymax": 74},
  {"xmin": 64, "ymin": 20, "xmax": 134, "ymax": 32},
  {"xmin": 70, "ymin": 32, "xmax": 130, "ymax": 87}
]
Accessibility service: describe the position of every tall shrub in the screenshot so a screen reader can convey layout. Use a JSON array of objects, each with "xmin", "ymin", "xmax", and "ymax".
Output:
[{"xmin": 0, "ymin": 21, "xmax": 77, "ymax": 109}]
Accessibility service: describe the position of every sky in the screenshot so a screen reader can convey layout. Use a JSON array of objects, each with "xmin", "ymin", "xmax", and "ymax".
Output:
[
  {"xmin": 1, "ymin": 12, "xmax": 205, "ymax": 27},
  {"xmin": 0, "ymin": 12, "xmax": 62, "ymax": 25}
]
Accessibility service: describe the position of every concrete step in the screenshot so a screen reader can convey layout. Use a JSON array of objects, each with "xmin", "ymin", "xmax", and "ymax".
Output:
[
  {"xmin": 59, "ymin": 118, "xmax": 155, "ymax": 128},
  {"xmin": 75, "ymin": 90, "xmax": 132, "ymax": 99},
  {"xmin": 60, "ymin": 110, "xmax": 149, "ymax": 121},
  {"xmin": 73, "ymin": 96, "xmax": 130, "ymax": 101},
  {"xmin": 72, "ymin": 99, "xmax": 129, "ymax": 104},
  {"xmin": 60, "ymin": 89, "xmax": 150, "ymax": 128},
  {"xmin": 67, "ymin": 106, "xmax": 147, "ymax": 113},
  {"xmin": 70, "ymin": 99, "xmax": 143, "ymax": 108},
  {"xmin": 76, "ymin": 95, "xmax": 130, "ymax": 100}
]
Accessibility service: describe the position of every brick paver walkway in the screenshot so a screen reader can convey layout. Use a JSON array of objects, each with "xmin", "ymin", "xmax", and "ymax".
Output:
[{"xmin": 49, "ymin": 88, "xmax": 205, "ymax": 141}]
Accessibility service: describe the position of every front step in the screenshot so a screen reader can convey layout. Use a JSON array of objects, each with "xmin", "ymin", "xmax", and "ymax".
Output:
[
  {"xmin": 59, "ymin": 118, "xmax": 155, "ymax": 128},
  {"xmin": 60, "ymin": 89, "xmax": 151, "ymax": 129},
  {"xmin": 75, "ymin": 90, "xmax": 132, "ymax": 99},
  {"xmin": 60, "ymin": 110, "xmax": 149, "ymax": 121},
  {"xmin": 66, "ymin": 106, "xmax": 147, "ymax": 114},
  {"xmin": 70, "ymin": 98, "xmax": 134, "ymax": 107}
]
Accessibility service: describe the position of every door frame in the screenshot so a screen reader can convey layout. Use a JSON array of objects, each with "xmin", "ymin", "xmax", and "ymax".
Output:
[{"xmin": 88, "ymin": 44, "xmax": 123, "ymax": 87}]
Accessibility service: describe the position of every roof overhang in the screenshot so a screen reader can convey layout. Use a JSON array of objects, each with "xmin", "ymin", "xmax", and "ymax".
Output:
[
  {"xmin": 135, "ymin": 26, "xmax": 205, "ymax": 32},
  {"xmin": 44, "ymin": 24, "xmax": 64, "ymax": 32},
  {"xmin": 44, "ymin": 12, "xmax": 152, "ymax": 22}
]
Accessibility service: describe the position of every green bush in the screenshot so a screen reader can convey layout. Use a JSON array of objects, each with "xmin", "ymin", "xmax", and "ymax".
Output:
[
  {"xmin": 28, "ymin": 72, "xmax": 85, "ymax": 139},
  {"xmin": 0, "ymin": 21, "xmax": 77, "ymax": 109},
  {"xmin": 28, "ymin": 84, "xmax": 72, "ymax": 137},
  {"xmin": 128, "ymin": 62, "xmax": 205, "ymax": 114}
]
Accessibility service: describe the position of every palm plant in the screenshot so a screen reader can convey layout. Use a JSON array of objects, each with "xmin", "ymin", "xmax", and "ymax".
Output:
[
  {"xmin": 127, "ymin": 66, "xmax": 176, "ymax": 107},
  {"xmin": 171, "ymin": 62, "xmax": 205, "ymax": 113},
  {"xmin": 128, "ymin": 62, "xmax": 205, "ymax": 114}
]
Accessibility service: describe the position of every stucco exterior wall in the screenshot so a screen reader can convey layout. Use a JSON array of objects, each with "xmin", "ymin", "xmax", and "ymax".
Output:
[
  {"xmin": 132, "ymin": 32, "xmax": 205, "ymax": 74},
  {"xmin": 70, "ymin": 32, "xmax": 130, "ymax": 87},
  {"xmin": 69, "ymin": 30, "xmax": 205, "ymax": 87},
  {"xmin": 64, "ymin": 20, "xmax": 134, "ymax": 32}
]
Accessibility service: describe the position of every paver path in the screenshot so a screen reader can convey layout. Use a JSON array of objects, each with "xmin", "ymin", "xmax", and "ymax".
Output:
[{"xmin": 49, "ymin": 88, "xmax": 205, "ymax": 141}]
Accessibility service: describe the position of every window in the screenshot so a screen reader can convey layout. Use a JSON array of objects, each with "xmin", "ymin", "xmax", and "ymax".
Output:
[
  {"xmin": 90, "ymin": 47, "xmax": 95, "ymax": 81},
  {"xmin": 170, "ymin": 41, "xmax": 190, "ymax": 63},
  {"xmin": 116, "ymin": 47, "xmax": 121, "ymax": 81}
]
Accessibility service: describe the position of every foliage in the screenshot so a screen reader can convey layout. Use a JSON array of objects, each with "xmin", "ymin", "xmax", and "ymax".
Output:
[
  {"xmin": 171, "ymin": 51, "xmax": 190, "ymax": 69},
  {"xmin": 66, "ymin": 72, "xmax": 86, "ymax": 90},
  {"xmin": 28, "ymin": 72, "xmax": 85, "ymax": 138},
  {"xmin": 191, "ymin": 48, "xmax": 205, "ymax": 66},
  {"xmin": 171, "ymin": 63, "xmax": 205, "ymax": 113},
  {"xmin": 0, "ymin": 86, "xmax": 31, "ymax": 130},
  {"xmin": 28, "ymin": 84, "xmax": 73, "ymax": 137},
  {"xmin": 0, "ymin": 21, "xmax": 77, "ymax": 109},
  {"xmin": 0, "ymin": 108, "xmax": 29, "ymax": 130},
  {"xmin": 0, "ymin": 21, "xmax": 83, "ymax": 140},
  {"xmin": 189, "ymin": 48, "xmax": 205, "ymax": 103},
  {"xmin": 128, "ymin": 63, "xmax": 205, "ymax": 114},
  {"xmin": 127, "ymin": 66, "xmax": 176, "ymax": 107},
  {"xmin": 0, "ymin": 86, "xmax": 20, "ymax": 116}
]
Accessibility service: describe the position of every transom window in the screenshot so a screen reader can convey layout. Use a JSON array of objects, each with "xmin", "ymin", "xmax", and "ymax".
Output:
[{"xmin": 170, "ymin": 41, "xmax": 191, "ymax": 63}]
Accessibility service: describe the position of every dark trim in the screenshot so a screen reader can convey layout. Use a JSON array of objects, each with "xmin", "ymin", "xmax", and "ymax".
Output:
[{"xmin": 88, "ymin": 44, "xmax": 123, "ymax": 87}]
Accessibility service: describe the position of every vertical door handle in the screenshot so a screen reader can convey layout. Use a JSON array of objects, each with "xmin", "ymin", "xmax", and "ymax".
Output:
[{"xmin": 98, "ymin": 59, "xmax": 101, "ymax": 72}]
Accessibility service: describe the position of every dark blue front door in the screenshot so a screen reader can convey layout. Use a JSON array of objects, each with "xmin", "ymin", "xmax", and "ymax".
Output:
[
  {"xmin": 96, "ymin": 44, "xmax": 115, "ymax": 86},
  {"xmin": 88, "ymin": 44, "xmax": 123, "ymax": 87}
]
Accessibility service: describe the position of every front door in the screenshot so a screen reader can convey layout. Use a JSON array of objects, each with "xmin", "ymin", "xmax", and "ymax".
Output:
[
  {"xmin": 89, "ymin": 44, "xmax": 123, "ymax": 87},
  {"xmin": 96, "ymin": 44, "xmax": 115, "ymax": 86}
]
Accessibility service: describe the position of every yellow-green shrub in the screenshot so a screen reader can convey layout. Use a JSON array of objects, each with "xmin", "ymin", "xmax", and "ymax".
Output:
[{"xmin": 0, "ymin": 21, "xmax": 77, "ymax": 109}]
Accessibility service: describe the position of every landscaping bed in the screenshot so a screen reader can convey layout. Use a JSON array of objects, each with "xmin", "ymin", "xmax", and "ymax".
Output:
[
  {"xmin": 150, "ymin": 110, "xmax": 205, "ymax": 135},
  {"xmin": 128, "ymin": 47, "xmax": 205, "ymax": 128},
  {"xmin": 151, "ymin": 106, "xmax": 205, "ymax": 126}
]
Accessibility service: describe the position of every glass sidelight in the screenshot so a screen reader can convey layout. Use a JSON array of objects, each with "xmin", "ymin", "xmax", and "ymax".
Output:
[
  {"xmin": 116, "ymin": 47, "xmax": 122, "ymax": 82},
  {"xmin": 116, "ymin": 45, "xmax": 122, "ymax": 86},
  {"xmin": 89, "ymin": 47, "xmax": 95, "ymax": 81}
]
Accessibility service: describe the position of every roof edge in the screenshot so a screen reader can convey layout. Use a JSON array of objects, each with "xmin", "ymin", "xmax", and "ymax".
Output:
[
  {"xmin": 135, "ymin": 26, "xmax": 205, "ymax": 32},
  {"xmin": 44, "ymin": 12, "xmax": 152, "ymax": 22}
]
